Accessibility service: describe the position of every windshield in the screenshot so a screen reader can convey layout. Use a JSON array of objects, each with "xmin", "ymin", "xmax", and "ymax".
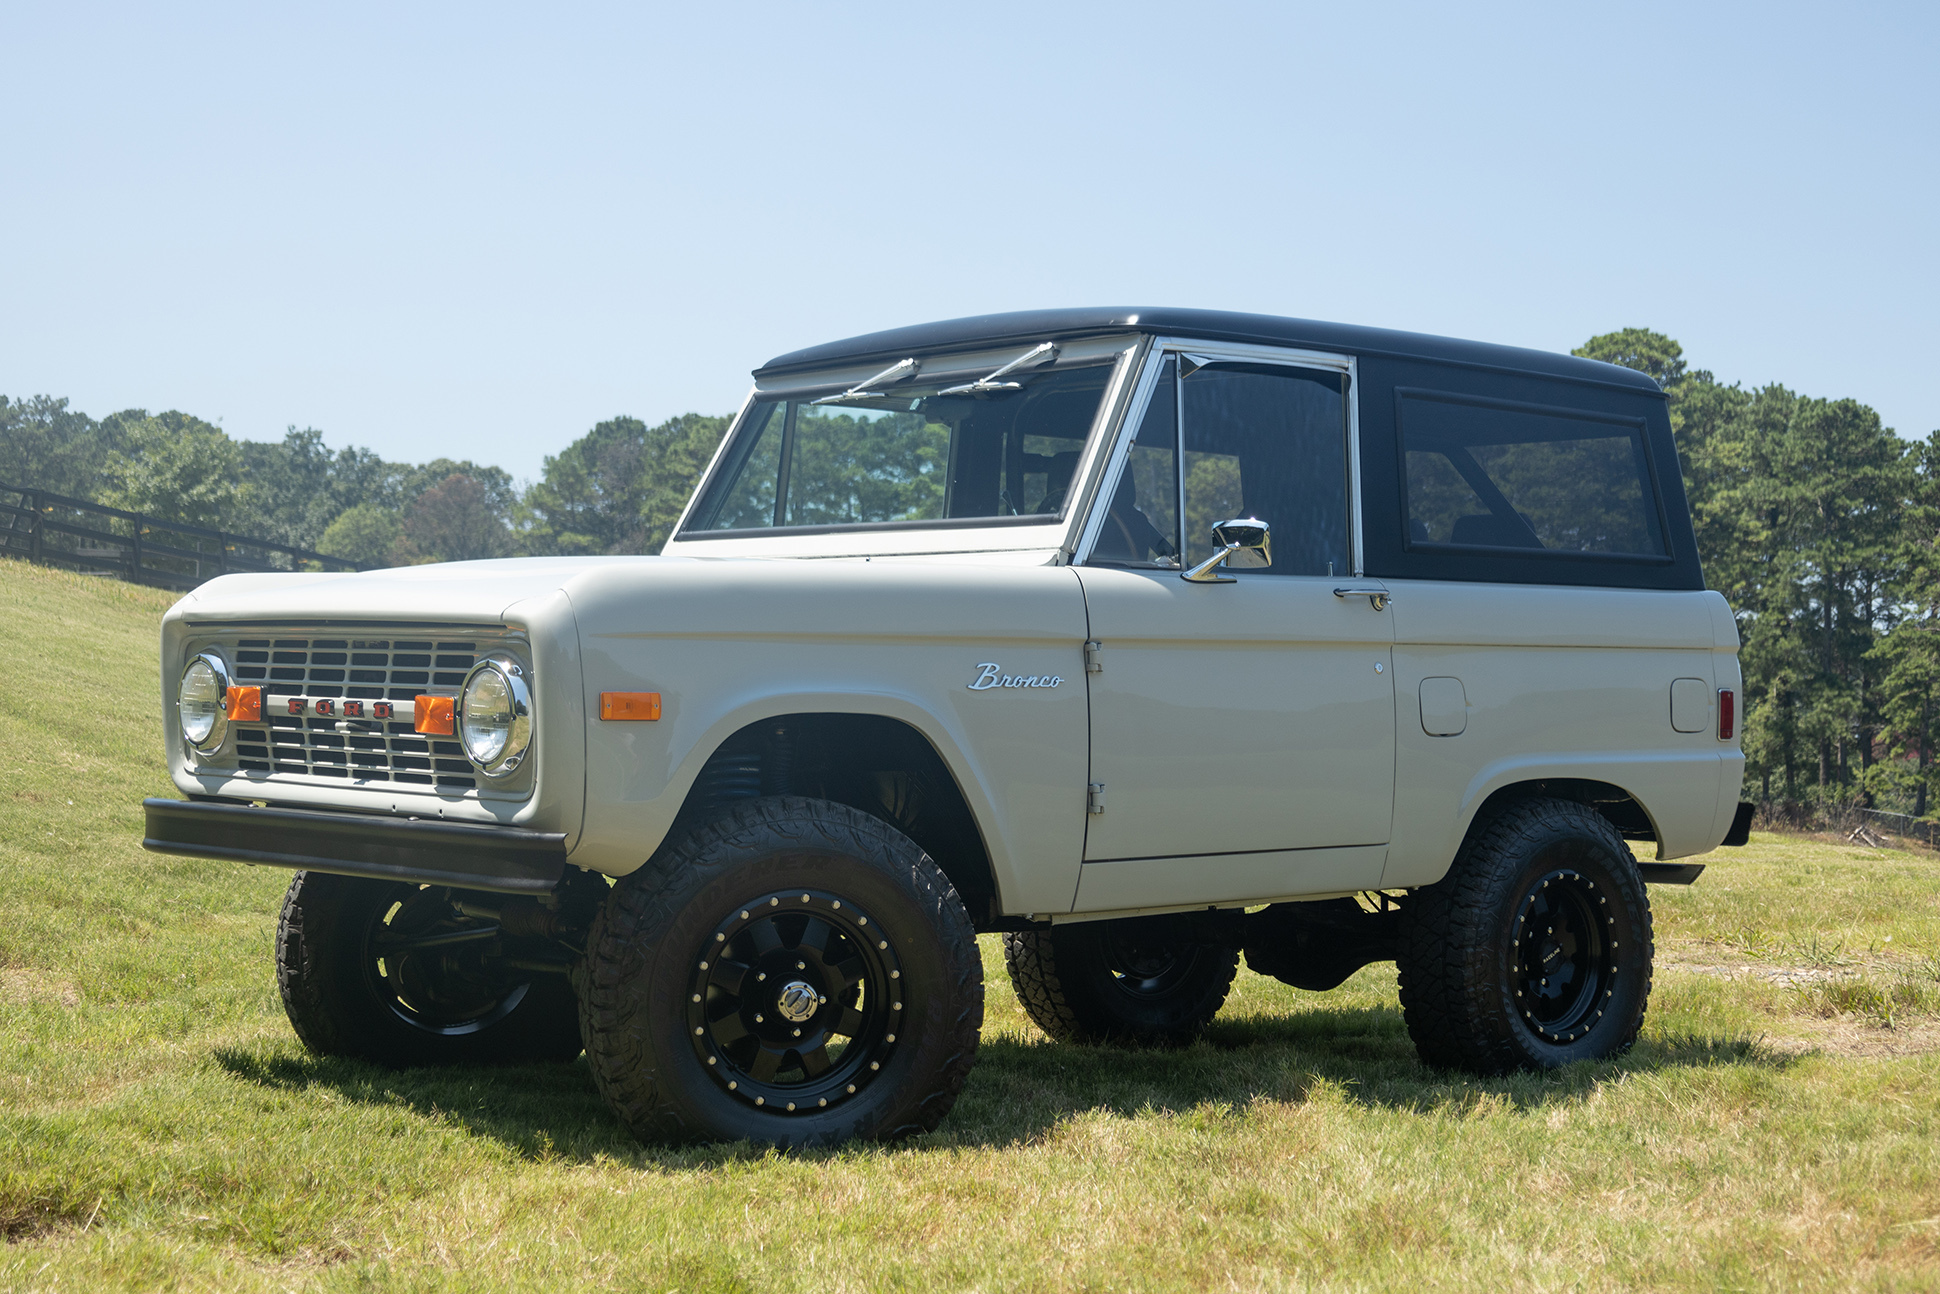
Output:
[{"xmin": 683, "ymin": 354, "xmax": 1116, "ymax": 534}]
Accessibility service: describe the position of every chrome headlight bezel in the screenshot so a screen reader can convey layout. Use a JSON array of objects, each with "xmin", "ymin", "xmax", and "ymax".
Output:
[
  {"xmin": 179, "ymin": 651, "xmax": 233, "ymax": 756},
  {"xmin": 458, "ymin": 653, "xmax": 533, "ymax": 778}
]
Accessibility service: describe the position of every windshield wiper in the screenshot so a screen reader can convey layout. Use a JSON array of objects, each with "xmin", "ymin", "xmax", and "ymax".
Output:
[
  {"xmin": 810, "ymin": 357, "xmax": 921, "ymax": 406},
  {"xmin": 937, "ymin": 342, "xmax": 1059, "ymax": 396}
]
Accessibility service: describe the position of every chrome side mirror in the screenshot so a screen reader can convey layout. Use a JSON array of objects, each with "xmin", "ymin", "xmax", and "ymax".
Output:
[{"xmin": 1181, "ymin": 517, "xmax": 1272, "ymax": 583}]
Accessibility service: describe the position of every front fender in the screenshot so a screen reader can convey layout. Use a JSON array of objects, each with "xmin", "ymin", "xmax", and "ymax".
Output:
[{"xmin": 561, "ymin": 560, "xmax": 1091, "ymax": 916}]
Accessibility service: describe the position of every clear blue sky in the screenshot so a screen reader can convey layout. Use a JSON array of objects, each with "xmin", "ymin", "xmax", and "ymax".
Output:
[{"xmin": 4, "ymin": 1, "xmax": 1934, "ymax": 484}]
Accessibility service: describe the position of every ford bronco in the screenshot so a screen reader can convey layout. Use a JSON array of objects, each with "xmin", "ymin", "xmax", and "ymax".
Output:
[{"xmin": 143, "ymin": 308, "xmax": 1752, "ymax": 1146}]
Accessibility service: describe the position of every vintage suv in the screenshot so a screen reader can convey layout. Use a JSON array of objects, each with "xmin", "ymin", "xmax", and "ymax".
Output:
[{"xmin": 144, "ymin": 308, "xmax": 1752, "ymax": 1147}]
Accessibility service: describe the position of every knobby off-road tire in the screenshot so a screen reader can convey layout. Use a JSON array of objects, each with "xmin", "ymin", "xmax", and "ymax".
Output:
[
  {"xmin": 1003, "ymin": 920, "xmax": 1239, "ymax": 1046},
  {"xmin": 1396, "ymin": 797, "xmax": 1654, "ymax": 1075},
  {"xmin": 276, "ymin": 871, "xmax": 584, "ymax": 1067},
  {"xmin": 578, "ymin": 797, "xmax": 984, "ymax": 1148}
]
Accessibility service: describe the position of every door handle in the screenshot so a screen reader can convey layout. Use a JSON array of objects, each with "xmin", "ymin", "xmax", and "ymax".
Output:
[{"xmin": 1333, "ymin": 586, "xmax": 1392, "ymax": 611}]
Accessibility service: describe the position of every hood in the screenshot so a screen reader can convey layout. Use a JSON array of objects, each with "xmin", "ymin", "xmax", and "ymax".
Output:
[{"xmin": 172, "ymin": 556, "xmax": 697, "ymax": 624}]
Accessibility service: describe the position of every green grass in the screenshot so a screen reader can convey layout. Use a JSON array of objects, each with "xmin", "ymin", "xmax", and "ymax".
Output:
[{"xmin": 3, "ymin": 555, "xmax": 1939, "ymax": 1291}]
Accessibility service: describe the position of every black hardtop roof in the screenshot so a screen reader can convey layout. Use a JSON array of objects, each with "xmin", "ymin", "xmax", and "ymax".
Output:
[{"xmin": 755, "ymin": 307, "xmax": 1661, "ymax": 395}]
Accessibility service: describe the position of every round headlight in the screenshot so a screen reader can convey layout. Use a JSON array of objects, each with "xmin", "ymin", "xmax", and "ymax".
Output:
[
  {"xmin": 179, "ymin": 653, "xmax": 232, "ymax": 755},
  {"xmin": 459, "ymin": 655, "xmax": 531, "ymax": 777}
]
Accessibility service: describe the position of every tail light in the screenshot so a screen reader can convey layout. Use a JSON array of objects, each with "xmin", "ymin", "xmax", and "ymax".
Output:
[{"xmin": 1718, "ymin": 689, "xmax": 1735, "ymax": 741}]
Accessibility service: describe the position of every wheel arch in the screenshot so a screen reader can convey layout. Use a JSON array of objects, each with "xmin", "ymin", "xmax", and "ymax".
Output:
[
  {"xmin": 1453, "ymin": 776, "xmax": 1659, "ymax": 870},
  {"xmin": 668, "ymin": 711, "xmax": 1006, "ymax": 930}
]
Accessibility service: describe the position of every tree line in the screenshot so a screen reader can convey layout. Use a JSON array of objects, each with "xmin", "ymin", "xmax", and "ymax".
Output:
[
  {"xmin": 6, "ymin": 330, "xmax": 1937, "ymax": 816},
  {"xmin": 0, "ymin": 399, "xmax": 728, "ymax": 567}
]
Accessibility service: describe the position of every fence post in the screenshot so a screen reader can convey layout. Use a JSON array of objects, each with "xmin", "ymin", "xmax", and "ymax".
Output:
[
  {"xmin": 132, "ymin": 519, "xmax": 144, "ymax": 582},
  {"xmin": 27, "ymin": 490, "xmax": 41, "ymax": 563}
]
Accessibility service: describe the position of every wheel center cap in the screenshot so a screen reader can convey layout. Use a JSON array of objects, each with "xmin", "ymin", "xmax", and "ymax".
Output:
[{"xmin": 775, "ymin": 980, "xmax": 819, "ymax": 1023}]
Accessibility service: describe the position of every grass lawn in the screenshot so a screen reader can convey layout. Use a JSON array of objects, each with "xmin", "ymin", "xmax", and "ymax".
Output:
[{"xmin": 2, "ymin": 555, "xmax": 1938, "ymax": 1291}]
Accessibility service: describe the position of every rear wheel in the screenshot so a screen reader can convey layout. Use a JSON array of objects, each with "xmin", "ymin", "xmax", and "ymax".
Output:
[
  {"xmin": 578, "ymin": 797, "xmax": 984, "ymax": 1147},
  {"xmin": 1003, "ymin": 918, "xmax": 1238, "ymax": 1046},
  {"xmin": 1396, "ymin": 797, "xmax": 1653, "ymax": 1074},
  {"xmin": 276, "ymin": 871, "xmax": 584, "ymax": 1067}
]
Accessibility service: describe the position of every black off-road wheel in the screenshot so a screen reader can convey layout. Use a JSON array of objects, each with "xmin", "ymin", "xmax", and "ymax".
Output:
[
  {"xmin": 1003, "ymin": 918, "xmax": 1238, "ymax": 1046},
  {"xmin": 1396, "ymin": 797, "xmax": 1654, "ymax": 1075},
  {"xmin": 577, "ymin": 797, "xmax": 984, "ymax": 1148},
  {"xmin": 276, "ymin": 871, "xmax": 585, "ymax": 1067}
]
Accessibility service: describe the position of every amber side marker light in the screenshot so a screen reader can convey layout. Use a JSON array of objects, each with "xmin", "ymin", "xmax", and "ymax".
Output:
[
  {"xmin": 224, "ymin": 686, "xmax": 262, "ymax": 722},
  {"xmin": 1718, "ymin": 689, "xmax": 1736, "ymax": 741},
  {"xmin": 601, "ymin": 691, "xmax": 661, "ymax": 721},
  {"xmin": 415, "ymin": 694, "xmax": 456, "ymax": 735}
]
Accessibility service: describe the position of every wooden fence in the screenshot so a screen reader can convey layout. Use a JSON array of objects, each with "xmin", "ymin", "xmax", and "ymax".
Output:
[{"xmin": 0, "ymin": 484, "xmax": 362, "ymax": 591}]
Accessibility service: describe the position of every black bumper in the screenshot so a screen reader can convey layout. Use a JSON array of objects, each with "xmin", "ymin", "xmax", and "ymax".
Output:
[{"xmin": 141, "ymin": 798, "xmax": 567, "ymax": 895}]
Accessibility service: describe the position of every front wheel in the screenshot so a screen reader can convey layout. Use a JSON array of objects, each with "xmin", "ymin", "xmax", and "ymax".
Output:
[
  {"xmin": 578, "ymin": 797, "xmax": 984, "ymax": 1147},
  {"xmin": 1396, "ymin": 797, "xmax": 1654, "ymax": 1075}
]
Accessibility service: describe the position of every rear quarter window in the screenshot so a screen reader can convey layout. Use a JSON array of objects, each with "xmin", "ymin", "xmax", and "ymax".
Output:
[{"xmin": 1396, "ymin": 389, "xmax": 1670, "ymax": 561}]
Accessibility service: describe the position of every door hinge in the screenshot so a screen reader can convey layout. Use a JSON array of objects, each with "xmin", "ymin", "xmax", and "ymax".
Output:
[
  {"xmin": 1087, "ymin": 782, "xmax": 1106, "ymax": 815},
  {"xmin": 1084, "ymin": 640, "xmax": 1103, "ymax": 674}
]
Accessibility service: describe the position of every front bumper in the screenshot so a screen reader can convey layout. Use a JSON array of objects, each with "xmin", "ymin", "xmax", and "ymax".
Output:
[{"xmin": 141, "ymin": 798, "xmax": 567, "ymax": 895}]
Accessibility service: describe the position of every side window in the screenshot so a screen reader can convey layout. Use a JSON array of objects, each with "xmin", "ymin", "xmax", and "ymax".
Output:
[
  {"xmin": 1090, "ymin": 356, "xmax": 1181, "ymax": 566},
  {"xmin": 1180, "ymin": 362, "xmax": 1350, "ymax": 576},
  {"xmin": 1399, "ymin": 393, "xmax": 1667, "ymax": 556}
]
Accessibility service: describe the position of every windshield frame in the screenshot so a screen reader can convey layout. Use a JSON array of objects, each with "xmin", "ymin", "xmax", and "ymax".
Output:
[{"xmin": 665, "ymin": 334, "xmax": 1147, "ymax": 559}]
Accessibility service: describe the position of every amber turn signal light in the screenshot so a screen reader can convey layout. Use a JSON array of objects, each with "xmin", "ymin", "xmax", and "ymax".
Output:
[
  {"xmin": 415, "ymin": 694, "xmax": 456, "ymax": 735},
  {"xmin": 224, "ymin": 686, "xmax": 262, "ymax": 722},
  {"xmin": 600, "ymin": 691, "xmax": 661, "ymax": 721}
]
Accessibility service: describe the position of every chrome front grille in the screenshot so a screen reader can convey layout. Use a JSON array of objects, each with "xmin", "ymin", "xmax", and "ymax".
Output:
[{"xmin": 223, "ymin": 634, "xmax": 487, "ymax": 789}]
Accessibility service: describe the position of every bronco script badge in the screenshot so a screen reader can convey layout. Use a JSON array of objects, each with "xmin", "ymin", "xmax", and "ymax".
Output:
[{"xmin": 967, "ymin": 663, "xmax": 1064, "ymax": 691}]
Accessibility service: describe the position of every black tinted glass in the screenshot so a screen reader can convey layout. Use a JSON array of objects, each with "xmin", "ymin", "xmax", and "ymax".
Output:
[
  {"xmin": 1400, "ymin": 394, "xmax": 1666, "ymax": 556},
  {"xmin": 1180, "ymin": 364, "xmax": 1349, "ymax": 576}
]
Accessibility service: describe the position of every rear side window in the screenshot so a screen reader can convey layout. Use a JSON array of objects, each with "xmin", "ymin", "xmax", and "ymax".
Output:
[{"xmin": 1398, "ymin": 390, "xmax": 1667, "ymax": 558}]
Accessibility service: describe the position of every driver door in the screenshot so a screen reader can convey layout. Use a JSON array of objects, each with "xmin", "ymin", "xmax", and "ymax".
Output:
[{"xmin": 1073, "ymin": 349, "xmax": 1396, "ymax": 913}]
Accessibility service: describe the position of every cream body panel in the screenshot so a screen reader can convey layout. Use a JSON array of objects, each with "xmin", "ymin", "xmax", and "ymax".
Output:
[
  {"xmin": 1072, "ymin": 845, "xmax": 1389, "ymax": 914},
  {"xmin": 1072, "ymin": 567, "xmax": 1396, "ymax": 906},
  {"xmin": 158, "ymin": 562, "xmax": 592, "ymax": 838},
  {"xmin": 562, "ymin": 558, "xmax": 1090, "ymax": 914},
  {"xmin": 1382, "ymin": 582, "xmax": 1745, "ymax": 888}
]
